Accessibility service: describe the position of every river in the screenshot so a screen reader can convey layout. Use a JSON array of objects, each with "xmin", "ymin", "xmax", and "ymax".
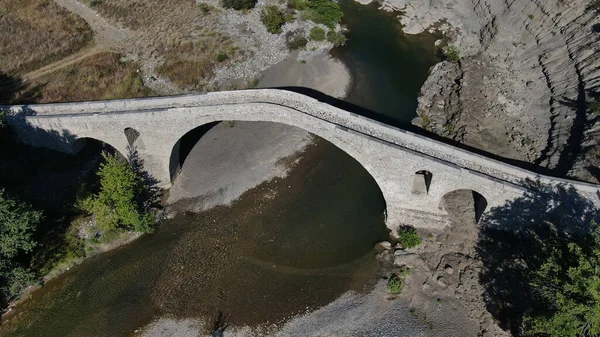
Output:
[{"xmin": 0, "ymin": 1, "xmax": 440, "ymax": 336}]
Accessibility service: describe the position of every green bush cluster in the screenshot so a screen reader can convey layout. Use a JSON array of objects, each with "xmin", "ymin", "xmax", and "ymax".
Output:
[
  {"xmin": 309, "ymin": 26, "xmax": 326, "ymax": 41},
  {"xmin": 221, "ymin": 0, "xmax": 257, "ymax": 10},
  {"xmin": 442, "ymin": 45, "xmax": 460, "ymax": 62},
  {"xmin": 287, "ymin": 35, "xmax": 308, "ymax": 49},
  {"xmin": 397, "ymin": 226, "xmax": 421, "ymax": 248},
  {"xmin": 326, "ymin": 29, "xmax": 346, "ymax": 47},
  {"xmin": 80, "ymin": 153, "xmax": 154, "ymax": 234},
  {"xmin": 260, "ymin": 5, "xmax": 285, "ymax": 34},
  {"xmin": 296, "ymin": 0, "xmax": 342, "ymax": 28},
  {"xmin": 387, "ymin": 267, "xmax": 410, "ymax": 294}
]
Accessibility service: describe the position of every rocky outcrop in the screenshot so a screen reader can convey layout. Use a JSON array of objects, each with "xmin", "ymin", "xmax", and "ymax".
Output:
[{"xmin": 389, "ymin": 0, "xmax": 600, "ymax": 181}]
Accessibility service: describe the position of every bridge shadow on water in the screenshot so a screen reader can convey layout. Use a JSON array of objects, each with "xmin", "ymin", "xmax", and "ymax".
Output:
[
  {"xmin": 271, "ymin": 86, "xmax": 570, "ymax": 180},
  {"xmin": 476, "ymin": 179, "xmax": 600, "ymax": 336}
]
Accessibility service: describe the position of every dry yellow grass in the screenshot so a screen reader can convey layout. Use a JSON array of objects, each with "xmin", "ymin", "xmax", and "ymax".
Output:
[
  {"xmin": 0, "ymin": 0, "xmax": 92, "ymax": 75},
  {"xmin": 15, "ymin": 52, "xmax": 153, "ymax": 103},
  {"xmin": 80, "ymin": 0, "xmax": 242, "ymax": 90},
  {"xmin": 157, "ymin": 35, "xmax": 238, "ymax": 90}
]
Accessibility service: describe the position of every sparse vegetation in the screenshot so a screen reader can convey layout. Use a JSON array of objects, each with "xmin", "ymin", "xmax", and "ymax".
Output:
[
  {"xmin": 222, "ymin": 0, "xmax": 257, "ymax": 10},
  {"xmin": 80, "ymin": 153, "xmax": 155, "ymax": 234},
  {"xmin": 442, "ymin": 45, "xmax": 461, "ymax": 63},
  {"xmin": 0, "ymin": 0, "xmax": 92, "ymax": 75},
  {"xmin": 528, "ymin": 14, "xmax": 535, "ymax": 20},
  {"xmin": 287, "ymin": 34, "xmax": 308, "ymax": 50},
  {"xmin": 15, "ymin": 53, "xmax": 153, "ymax": 103},
  {"xmin": 90, "ymin": 0, "xmax": 103, "ymax": 6},
  {"xmin": 326, "ymin": 29, "xmax": 346, "ymax": 47},
  {"xmin": 260, "ymin": 5, "xmax": 285, "ymax": 34},
  {"xmin": 217, "ymin": 53, "xmax": 229, "ymax": 62},
  {"xmin": 309, "ymin": 26, "xmax": 326, "ymax": 41},
  {"xmin": 197, "ymin": 2, "xmax": 214, "ymax": 13},
  {"xmin": 397, "ymin": 226, "xmax": 422, "ymax": 248},
  {"xmin": 591, "ymin": 100, "xmax": 600, "ymax": 115},
  {"xmin": 387, "ymin": 267, "xmax": 411, "ymax": 294},
  {"xmin": 224, "ymin": 120, "xmax": 236, "ymax": 128}
]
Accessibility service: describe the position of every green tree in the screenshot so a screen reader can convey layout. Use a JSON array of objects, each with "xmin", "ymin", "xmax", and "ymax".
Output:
[
  {"xmin": 81, "ymin": 152, "xmax": 154, "ymax": 233},
  {"xmin": 0, "ymin": 189, "xmax": 41, "ymax": 259},
  {"xmin": 260, "ymin": 5, "xmax": 285, "ymax": 34},
  {"xmin": 309, "ymin": 26, "xmax": 326, "ymax": 41},
  {"xmin": 0, "ymin": 190, "xmax": 41, "ymax": 306},
  {"xmin": 525, "ymin": 222, "xmax": 600, "ymax": 337}
]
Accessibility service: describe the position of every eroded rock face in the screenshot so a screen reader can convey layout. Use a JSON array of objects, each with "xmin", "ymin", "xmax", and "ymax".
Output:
[{"xmin": 391, "ymin": 0, "xmax": 600, "ymax": 180}]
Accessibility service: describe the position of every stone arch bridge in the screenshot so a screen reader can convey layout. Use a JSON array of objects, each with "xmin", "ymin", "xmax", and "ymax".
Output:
[{"xmin": 4, "ymin": 89, "xmax": 599, "ymax": 229}]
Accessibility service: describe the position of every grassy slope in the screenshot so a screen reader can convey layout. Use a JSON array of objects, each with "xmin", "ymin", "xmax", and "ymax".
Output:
[{"xmin": 0, "ymin": 0, "xmax": 92, "ymax": 75}]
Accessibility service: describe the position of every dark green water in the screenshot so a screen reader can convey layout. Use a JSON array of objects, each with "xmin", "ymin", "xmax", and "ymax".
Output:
[
  {"xmin": 334, "ymin": 0, "xmax": 441, "ymax": 125},
  {"xmin": 0, "ymin": 138, "xmax": 388, "ymax": 336}
]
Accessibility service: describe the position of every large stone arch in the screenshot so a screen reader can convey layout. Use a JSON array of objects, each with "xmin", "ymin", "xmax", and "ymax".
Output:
[{"xmin": 166, "ymin": 118, "xmax": 389, "ymax": 215}]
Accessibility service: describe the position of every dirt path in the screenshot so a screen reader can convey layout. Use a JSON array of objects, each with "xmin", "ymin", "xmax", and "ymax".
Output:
[
  {"xmin": 53, "ymin": 0, "xmax": 134, "ymax": 51},
  {"xmin": 23, "ymin": 46, "xmax": 103, "ymax": 81},
  {"xmin": 22, "ymin": 0, "xmax": 135, "ymax": 81}
]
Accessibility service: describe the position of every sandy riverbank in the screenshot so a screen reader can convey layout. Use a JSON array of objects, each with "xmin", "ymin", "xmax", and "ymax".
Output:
[{"xmin": 257, "ymin": 52, "xmax": 352, "ymax": 99}]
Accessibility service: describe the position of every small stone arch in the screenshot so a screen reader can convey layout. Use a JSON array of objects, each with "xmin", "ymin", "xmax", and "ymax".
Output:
[
  {"xmin": 412, "ymin": 170, "xmax": 433, "ymax": 194},
  {"xmin": 439, "ymin": 189, "xmax": 488, "ymax": 223},
  {"xmin": 71, "ymin": 137, "xmax": 126, "ymax": 160},
  {"xmin": 124, "ymin": 127, "xmax": 145, "ymax": 150}
]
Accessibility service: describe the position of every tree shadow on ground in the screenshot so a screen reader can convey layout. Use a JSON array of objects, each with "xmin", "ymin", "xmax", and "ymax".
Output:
[
  {"xmin": 0, "ymin": 72, "xmax": 41, "ymax": 104},
  {"xmin": 477, "ymin": 180, "xmax": 600, "ymax": 336},
  {"xmin": 127, "ymin": 146, "xmax": 162, "ymax": 211}
]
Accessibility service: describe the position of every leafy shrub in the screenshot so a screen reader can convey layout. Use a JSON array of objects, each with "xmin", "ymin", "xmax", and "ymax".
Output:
[
  {"xmin": 591, "ymin": 100, "xmax": 600, "ymax": 115},
  {"xmin": 397, "ymin": 226, "xmax": 421, "ymax": 248},
  {"xmin": 303, "ymin": 0, "xmax": 343, "ymax": 28},
  {"xmin": 80, "ymin": 153, "xmax": 154, "ymax": 233},
  {"xmin": 309, "ymin": 26, "xmax": 326, "ymax": 41},
  {"xmin": 221, "ymin": 0, "xmax": 257, "ymax": 10},
  {"xmin": 90, "ymin": 0, "xmax": 102, "ymax": 6},
  {"xmin": 288, "ymin": 0, "xmax": 308, "ymax": 10},
  {"xmin": 260, "ymin": 5, "xmax": 285, "ymax": 34},
  {"xmin": 216, "ymin": 53, "xmax": 229, "ymax": 62},
  {"xmin": 326, "ymin": 29, "xmax": 346, "ymax": 47},
  {"xmin": 387, "ymin": 267, "xmax": 410, "ymax": 294},
  {"xmin": 387, "ymin": 275, "xmax": 404, "ymax": 294},
  {"xmin": 442, "ymin": 45, "xmax": 460, "ymax": 62},
  {"xmin": 287, "ymin": 35, "xmax": 308, "ymax": 50},
  {"xmin": 198, "ymin": 2, "xmax": 214, "ymax": 13}
]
